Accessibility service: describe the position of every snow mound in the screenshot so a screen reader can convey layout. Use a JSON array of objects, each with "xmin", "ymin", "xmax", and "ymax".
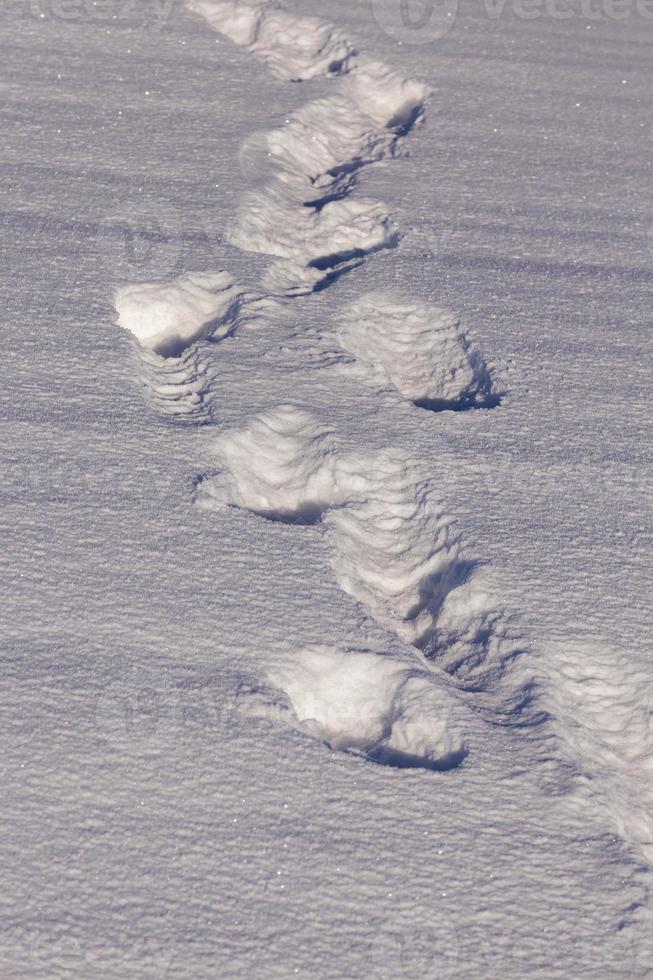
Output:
[
  {"xmin": 264, "ymin": 645, "xmax": 468, "ymax": 770},
  {"xmin": 232, "ymin": 190, "xmax": 396, "ymax": 273},
  {"xmin": 114, "ymin": 271, "xmax": 243, "ymax": 357},
  {"xmin": 266, "ymin": 95, "xmax": 394, "ymax": 196},
  {"xmin": 185, "ymin": 0, "xmax": 356, "ymax": 80},
  {"xmin": 196, "ymin": 405, "xmax": 344, "ymax": 522},
  {"xmin": 259, "ymin": 79, "xmax": 428, "ymax": 205},
  {"xmin": 231, "ymin": 190, "xmax": 396, "ymax": 295},
  {"xmin": 261, "ymin": 256, "xmax": 364, "ymax": 298},
  {"xmin": 337, "ymin": 293, "xmax": 497, "ymax": 410},
  {"xmin": 343, "ymin": 60, "xmax": 430, "ymax": 130}
]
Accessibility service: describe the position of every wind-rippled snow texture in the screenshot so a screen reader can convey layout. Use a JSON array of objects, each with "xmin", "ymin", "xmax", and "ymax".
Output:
[
  {"xmin": 184, "ymin": 0, "xmax": 356, "ymax": 80},
  {"xmin": 114, "ymin": 271, "xmax": 243, "ymax": 358},
  {"xmin": 336, "ymin": 293, "xmax": 497, "ymax": 411}
]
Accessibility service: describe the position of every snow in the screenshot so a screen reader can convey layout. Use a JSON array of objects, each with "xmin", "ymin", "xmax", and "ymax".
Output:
[
  {"xmin": 335, "ymin": 293, "xmax": 496, "ymax": 409},
  {"xmin": 2, "ymin": 0, "xmax": 653, "ymax": 976},
  {"xmin": 225, "ymin": 57, "xmax": 428, "ymax": 295},
  {"xmin": 114, "ymin": 270, "xmax": 243, "ymax": 355},
  {"xmin": 255, "ymin": 644, "xmax": 468, "ymax": 770},
  {"xmin": 185, "ymin": 0, "xmax": 356, "ymax": 79}
]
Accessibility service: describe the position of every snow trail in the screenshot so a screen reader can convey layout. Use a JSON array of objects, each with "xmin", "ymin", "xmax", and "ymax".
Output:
[
  {"xmin": 195, "ymin": 405, "xmax": 545, "ymax": 762},
  {"xmin": 107, "ymin": 0, "xmax": 653, "ymax": 872},
  {"xmin": 226, "ymin": 55, "xmax": 429, "ymax": 294}
]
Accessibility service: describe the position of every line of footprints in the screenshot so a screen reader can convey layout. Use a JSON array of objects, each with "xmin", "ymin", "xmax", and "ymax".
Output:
[{"xmin": 112, "ymin": 0, "xmax": 539, "ymax": 771}]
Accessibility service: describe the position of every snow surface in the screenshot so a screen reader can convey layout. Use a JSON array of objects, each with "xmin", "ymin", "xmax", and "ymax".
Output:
[{"xmin": 2, "ymin": 0, "xmax": 652, "ymax": 977}]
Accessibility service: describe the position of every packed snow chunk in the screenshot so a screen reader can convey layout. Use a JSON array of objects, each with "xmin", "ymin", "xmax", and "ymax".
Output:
[
  {"xmin": 231, "ymin": 189, "xmax": 397, "ymax": 263},
  {"xmin": 262, "ymin": 95, "xmax": 408, "ymax": 201},
  {"xmin": 344, "ymin": 60, "xmax": 430, "ymax": 131},
  {"xmin": 261, "ymin": 255, "xmax": 362, "ymax": 297},
  {"xmin": 114, "ymin": 271, "xmax": 243, "ymax": 358},
  {"xmin": 425, "ymin": 578, "xmax": 552, "ymax": 740},
  {"xmin": 267, "ymin": 645, "xmax": 468, "ymax": 770},
  {"xmin": 196, "ymin": 405, "xmax": 345, "ymax": 522},
  {"xmin": 337, "ymin": 293, "xmax": 496, "ymax": 410},
  {"xmin": 185, "ymin": 0, "xmax": 356, "ymax": 80},
  {"xmin": 231, "ymin": 188, "xmax": 397, "ymax": 294},
  {"xmin": 326, "ymin": 450, "xmax": 465, "ymax": 648},
  {"xmin": 254, "ymin": 9, "xmax": 355, "ymax": 80}
]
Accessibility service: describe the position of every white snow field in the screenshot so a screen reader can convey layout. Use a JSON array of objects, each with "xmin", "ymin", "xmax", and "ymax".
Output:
[{"xmin": 1, "ymin": 0, "xmax": 652, "ymax": 976}]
